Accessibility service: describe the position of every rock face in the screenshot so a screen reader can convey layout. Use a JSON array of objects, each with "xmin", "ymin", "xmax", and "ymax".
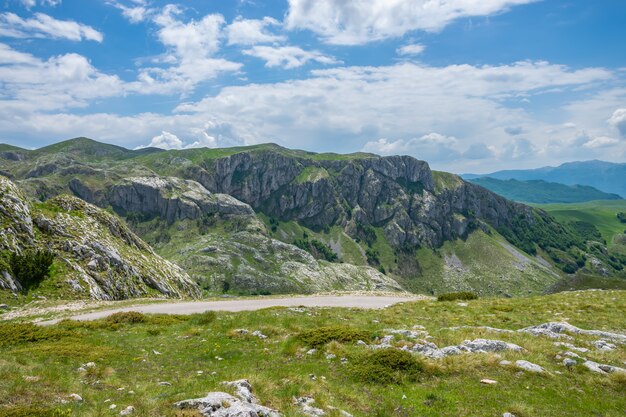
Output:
[
  {"xmin": 0, "ymin": 176, "xmax": 199, "ymax": 300},
  {"xmin": 1, "ymin": 139, "xmax": 600, "ymax": 296},
  {"xmin": 108, "ymin": 176, "xmax": 254, "ymax": 223}
]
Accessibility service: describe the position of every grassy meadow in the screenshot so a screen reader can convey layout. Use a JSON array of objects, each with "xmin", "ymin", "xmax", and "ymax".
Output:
[{"xmin": 0, "ymin": 290, "xmax": 625, "ymax": 416}]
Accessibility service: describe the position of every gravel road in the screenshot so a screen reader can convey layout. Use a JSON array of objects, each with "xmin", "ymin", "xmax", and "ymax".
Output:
[{"xmin": 37, "ymin": 294, "xmax": 421, "ymax": 325}]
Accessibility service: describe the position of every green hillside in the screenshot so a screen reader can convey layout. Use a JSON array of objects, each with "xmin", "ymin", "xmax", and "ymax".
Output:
[
  {"xmin": 536, "ymin": 200, "xmax": 626, "ymax": 246},
  {"xmin": 468, "ymin": 177, "xmax": 622, "ymax": 204}
]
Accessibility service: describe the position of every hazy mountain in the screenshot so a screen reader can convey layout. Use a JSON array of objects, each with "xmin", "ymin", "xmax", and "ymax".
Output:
[
  {"xmin": 468, "ymin": 177, "xmax": 622, "ymax": 204},
  {"xmin": 462, "ymin": 160, "xmax": 626, "ymax": 198}
]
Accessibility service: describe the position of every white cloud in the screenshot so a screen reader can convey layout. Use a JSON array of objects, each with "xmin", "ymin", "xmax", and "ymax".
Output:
[
  {"xmin": 107, "ymin": 1, "xmax": 150, "ymax": 23},
  {"xmin": 397, "ymin": 43, "xmax": 425, "ymax": 56},
  {"xmin": 608, "ymin": 108, "xmax": 626, "ymax": 138},
  {"xmin": 362, "ymin": 133, "xmax": 461, "ymax": 162},
  {"xmin": 242, "ymin": 45, "xmax": 338, "ymax": 69},
  {"xmin": 0, "ymin": 12, "xmax": 103, "ymax": 42},
  {"xmin": 286, "ymin": 0, "xmax": 538, "ymax": 45},
  {"xmin": 132, "ymin": 5, "xmax": 241, "ymax": 95},
  {"xmin": 140, "ymin": 130, "xmax": 184, "ymax": 149},
  {"xmin": 226, "ymin": 16, "xmax": 285, "ymax": 45},
  {"xmin": 583, "ymin": 136, "xmax": 620, "ymax": 149},
  {"xmin": 20, "ymin": 0, "xmax": 61, "ymax": 8},
  {"xmin": 0, "ymin": 43, "xmax": 124, "ymax": 113}
]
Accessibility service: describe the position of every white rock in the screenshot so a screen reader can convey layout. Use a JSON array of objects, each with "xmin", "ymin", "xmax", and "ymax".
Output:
[
  {"xmin": 515, "ymin": 360, "xmax": 545, "ymax": 373},
  {"xmin": 68, "ymin": 393, "xmax": 83, "ymax": 402},
  {"xmin": 158, "ymin": 381, "xmax": 172, "ymax": 386},
  {"xmin": 120, "ymin": 406, "xmax": 135, "ymax": 415},
  {"xmin": 593, "ymin": 340, "xmax": 616, "ymax": 351},
  {"xmin": 480, "ymin": 379, "xmax": 498, "ymax": 385},
  {"xmin": 109, "ymin": 404, "xmax": 117, "ymax": 410},
  {"xmin": 306, "ymin": 349, "xmax": 317, "ymax": 355}
]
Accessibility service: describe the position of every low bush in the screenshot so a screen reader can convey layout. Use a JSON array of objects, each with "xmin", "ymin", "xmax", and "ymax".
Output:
[
  {"xmin": 0, "ymin": 323, "xmax": 72, "ymax": 347},
  {"xmin": 437, "ymin": 291, "xmax": 478, "ymax": 302},
  {"xmin": 349, "ymin": 348, "xmax": 424, "ymax": 384},
  {"xmin": 296, "ymin": 326, "xmax": 370, "ymax": 347},
  {"xmin": 105, "ymin": 311, "xmax": 146, "ymax": 324}
]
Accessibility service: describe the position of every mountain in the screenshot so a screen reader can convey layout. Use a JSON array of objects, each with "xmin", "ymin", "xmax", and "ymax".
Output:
[
  {"xmin": 467, "ymin": 177, "xmax": 622, "ymax": 204},
  {"xmin": 1, "ymin": 138, "xmax": 625, "ymax": 299},
  {"xmin": 463, "ymin": 160, "xmax": 626, "ymax": 198},
  {"xmin": 0, "ymin": 176, "xmax": 198, "ymax": 300}
]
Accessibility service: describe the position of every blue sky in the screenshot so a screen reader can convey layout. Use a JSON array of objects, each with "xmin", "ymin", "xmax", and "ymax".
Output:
[{"xmin": 0, "ymin": 0, "xmax": 625, "ymax": 172}]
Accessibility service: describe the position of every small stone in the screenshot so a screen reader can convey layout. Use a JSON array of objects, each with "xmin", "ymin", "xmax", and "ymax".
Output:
[
  {"xmin": 152, "ymin": 350, "xmax": 161, "ymax": 355},
  {"xmin": 104, "ymin": 399, "xmax": 111, "ymax": 403},
  {"xmin": 84, "ymin": 362, "xmax": 96, "ymax": 368},
  {"xmin": 23, "ymin": 375, "xmax": 40, "ymax": 382},
  {"xmin": 68, "ymin": 393, "xmax": 83, "ymax": 402},
  {"xmin": 306, "ymin": 349, "xmax": 317, "ymax": 355},
  {"xmin": 197, "ymin": 371, "xmax": 204, "ymax": 375},
  {"xmin": 326, "ymin": 354, "xmax": 336, "ymax": 360},
  {"xmin": 499, "ymin": 360, "xmax": 512, "ymax": 366},
  {"xmin": 252, "ymin": 330, "xmax": 268, "ymax": 339},
  {"xmin": 120, "ymin": 405, "xmax": 135, "ymax": 415},
  {"xmin": 158, "ymin": 381, "xmax": 171, "ymax": 386},
  {"xmin": 515, "ymin": 360, "xmax": 546, "ymax": 373},
  {"xmin": 356, "ymin": 340, "xmax": 367, "ymax": 346},
  {"xmin": 563, "ymin": 359, "xmax": 577, "ymax": 368},
  {"xmin": 593, "ymin": 340, "xmax": 616, "ymax": 351},
  {"xmin": 309, "ymin": 374, "xmax": 317, "ymax": 380},
  {"xmin": 109, "ymin": 404, "xmax": 117, "ymax": 410},
  {"xmin": 457, "ymin": 302, "xmax": 468, "ymax": 307},
  {"xmin": 480, "ymin": 379, "xmax": 498, "ymax": 385},
  {"xmin": 0, "ymin": 304, "xmax": 8, "ymax": 309},
  {"xmin": 503, "ymin": 413, "xmax": 517, "ymax": 417}
]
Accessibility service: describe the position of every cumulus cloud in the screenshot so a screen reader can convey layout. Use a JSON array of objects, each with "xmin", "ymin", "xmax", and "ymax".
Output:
[
  {"xmin": 133, "ymin": 5, "xmax": 241, "ymax": 94},
  {"xmin": 242, "ymin": 45, "xmax": 338, "ymax": 69},
  {"xmin": 608, "ymin": 108, "xmax": 626, "ymax": 138},
  {"xmin": 397, "ymin": 43, "xmax": 425, "ymax": 56},
  {"xmin": 226, "ymin": 16, "xmax": 285, "ymax": 45},
  {"xmin": 286, "ymin": 0, "xmax": 538, "ymax": 45},
  {"xmin": 0, "ymin": 12, "xmax": 103, "ymax": 41},
  {"xmin": 140, "ymin": 130, "xmax": 184, "ymax": 149},
  {"xmin": 0, "ymin": 43, "xmax": 124, "ymax": 113}
]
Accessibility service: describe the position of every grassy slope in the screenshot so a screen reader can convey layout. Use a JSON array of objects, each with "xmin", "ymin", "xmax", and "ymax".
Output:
[
  {"xmin": 0, "ymin": 290, "xmax": 624, "ymax": 416},
  {"xmin": 468, "ymin": 178, "xmax": 622, "ymax": 204},
  {"xmin": 535, "ymin": 200, "xmax": 626, "ymax": 246}
]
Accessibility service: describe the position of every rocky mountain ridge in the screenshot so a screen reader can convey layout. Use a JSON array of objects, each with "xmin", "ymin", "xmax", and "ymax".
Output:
[{"xmin": 1, "ymin": 138, "xmax": 623, "ymax": 298}]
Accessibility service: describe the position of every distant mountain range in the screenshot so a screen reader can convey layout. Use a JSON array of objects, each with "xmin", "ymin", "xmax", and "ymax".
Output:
[
  {"xmin": 463, "ymin": 160, "xmax": 626, "ymax": 198},
  {"xmin": 467, "ymin": 177, "xmax": 622, "ymax": 204}
]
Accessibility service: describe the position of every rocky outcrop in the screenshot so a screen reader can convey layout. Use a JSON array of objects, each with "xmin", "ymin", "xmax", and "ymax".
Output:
[
  {"xmin": 108, "ymin": 176, "xmax": 255, "ymax": 223},
  {"xmin": 172, "ymin": 230, "xmax": 403, "ymax": 294},
  {"xmin": 174, "ymin": 380, "xmax": 281, "ymax": 417},
  {"xmin": 0, "ymin": 176, "xmax": 199, "ymax": 300}
]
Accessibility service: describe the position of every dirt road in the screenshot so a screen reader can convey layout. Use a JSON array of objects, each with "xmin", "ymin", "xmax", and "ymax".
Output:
[{"xmin": 37, "ymin": 294, "xmax": 422, "ymax": 325}]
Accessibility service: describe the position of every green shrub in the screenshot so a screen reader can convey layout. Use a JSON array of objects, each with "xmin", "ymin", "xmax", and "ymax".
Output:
[
  {"xmin": 190, "ymin": 310, "xmax": 217, "ymax": 325},
  {"xmin": 437, "ymin": 291, "xmax": 478, "ymax": 302},
  {"xmin": 0, "ymin": 323, "xmax": 72, "ymax": 347},
  {"xmin": 296, "ymin": 326, "xmax": 370, "ymax": 347},
  {"xmin": 349, "ymin": 348, "xmax": 424, "ymax": 384},
  {"xmin": 105, "ymin": 311, "xmax": 146, "ymax": 324},
  {"xmin": 9, "ymin": 249, "xmax": 54, "ymax": 291},
  {"xmin": 617, "ymin": 212, "xmax": 626, "ymax": 224}
]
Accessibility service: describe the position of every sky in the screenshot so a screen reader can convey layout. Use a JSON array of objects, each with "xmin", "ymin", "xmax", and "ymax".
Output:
[{"xmin": 0, "ymin": 0, "xmax": 625, "ymax": 173}]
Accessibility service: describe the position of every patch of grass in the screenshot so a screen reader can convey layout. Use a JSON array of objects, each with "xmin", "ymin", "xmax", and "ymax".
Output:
[
  {"xmin": 0, "ymin": 405, "xmax": 72, "ymax": 417},
  {"xmin": 296, "ymin": 326, "xmax": 371, "ymax": 348},
  {"xmin": 437, "ymin": 291, "xmax": 478, "ymax": 302},
  {"xmin": 0, "ymin": 323, "xmax": 72, "ymax": 347},
  {"xmin": 189, "ymin": 311, "xmax": 217, "ymax": 326},
  {"xmin": 10, "ymin": 341, "xmax": 117, "ymax": 359},
  {"xmin": 349, "ymin": 348, "xmax": 424, "ymax": 384}
]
